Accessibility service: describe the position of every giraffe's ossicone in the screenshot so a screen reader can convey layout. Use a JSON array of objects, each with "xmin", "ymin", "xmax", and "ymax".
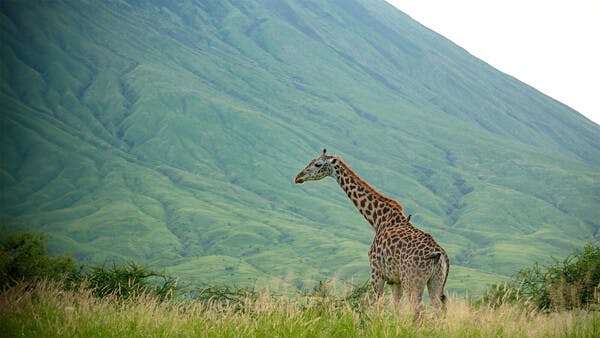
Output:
[{"xmin": 295, "ymin": 149, "xmax": 449, "ymax": 322}]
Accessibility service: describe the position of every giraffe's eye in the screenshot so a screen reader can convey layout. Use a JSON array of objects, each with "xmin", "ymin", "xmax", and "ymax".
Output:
[{"xmin": 315, "ymin": 163, "xmax": 322, "ymax": 168}]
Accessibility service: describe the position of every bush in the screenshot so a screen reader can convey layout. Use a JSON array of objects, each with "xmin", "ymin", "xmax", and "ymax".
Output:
[
  {"xmin": 192, "ymin": 284, "xmax": 259, "ymax": 313},
  {"xmin": 189, "ymin": 280, "xmax": 372, "ymax": 316},
  {"xmin": 343, "ymin": 280, "xmax": 371, "ymax": 311},
  {"xmin": 546, "ymin": 243, "xmax": 600, "ymax": 309},
  {"xmin": 0, "ymin": 230, "xmax": 177, "ymax": 300},
  {"xmin": 0, "ymin": 231, "xmax": 80, "ymax": 287},
  {"xmin": 478, "ymin": 242, "xmax": 600, "ymax": 311},
  {"xmin": 85, "ymin": 261, "xmax": 177, "ymax": 301}
]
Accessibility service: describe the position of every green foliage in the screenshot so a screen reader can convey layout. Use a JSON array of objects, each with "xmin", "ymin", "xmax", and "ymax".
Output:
[
  {"xmin": 0, "ymin": 231, "xmax": 80, "ymax": 287},
  {"xmin": 86, "ymin": 262, "xmax": 177, "ymax": 301},
  {"xmin": 546, "ymin": 243, "xmax": 600, "ymax": 309},
  {"xmin": 0, "ymin": 230, "xmax": 176, "ymax": 300},
  {"xmin": 343, "ymin": 280, "xmax": 372, "ymax": 312},
  {"xmin": 478, "ymin": 242, "xmax": 600, "ymax": 310},
  {"xmin": 476, "ymin": 283, "xmax": 521, "ymax": 308},
  {"xmin": 191, "ymin": 279, "xmax": 372, "ymax": 317},
  {"xmin": 306, "ymin": 279, "xmax": 372, "ymax": 312},
  {"xmin": 192, "ymin": 284, "xmax": 259, "ymax": 313}
]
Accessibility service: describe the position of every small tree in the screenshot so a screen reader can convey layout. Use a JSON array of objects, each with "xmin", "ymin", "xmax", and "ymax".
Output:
[{"xmin": 0, "ymin": 231, "xmax": 80, "ymax": 287}]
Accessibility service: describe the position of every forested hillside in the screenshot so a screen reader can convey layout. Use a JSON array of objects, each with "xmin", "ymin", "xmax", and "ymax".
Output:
[{"xmin": 1, "ymin": 0, "xmax": 598, "ymax": 293}]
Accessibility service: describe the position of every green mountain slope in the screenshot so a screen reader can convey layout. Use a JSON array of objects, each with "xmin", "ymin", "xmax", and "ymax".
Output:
[{"xmin": 1, "ymin": 0, "xmax": 599, "ymax": 294}]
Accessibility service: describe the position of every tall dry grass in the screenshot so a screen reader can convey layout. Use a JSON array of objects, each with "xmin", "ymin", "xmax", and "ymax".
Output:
[{"xmin": 0, "ymin": 280, "xmax": 598, "ymax": 337}]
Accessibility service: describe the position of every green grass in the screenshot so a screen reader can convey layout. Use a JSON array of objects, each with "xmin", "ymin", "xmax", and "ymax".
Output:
[
  {"xmin": 1, "ymin": 0, "xmax": 599, "ymax": 293},
  {"xmin": 1, "ymin": 281, "xmax": 598, "ymax": 337}
]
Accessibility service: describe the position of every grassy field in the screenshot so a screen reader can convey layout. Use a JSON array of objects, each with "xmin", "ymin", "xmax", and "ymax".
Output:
[{"xmin": 1, "ymin": 281, "xmax": 598, "ymax": 337}]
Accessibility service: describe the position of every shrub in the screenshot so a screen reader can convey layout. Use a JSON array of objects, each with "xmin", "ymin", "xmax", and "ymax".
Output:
[
  {"xmin": 343, "ymin": 280, "xmax": 371, "ymax": 312},
  {"xmin": 0, "ymin": 231, "xmax": 80, "ymax": 287},
  {"xmin": 85, "ymin": 261, "xmax": 177, "ymax": 301},
  {"xmin": 477, "ymin": 283, "xmax": 524, "ymax": 308},
  {"xmin": 478, "ymin": 242, "xmax": 600, "ymax": 311},
  {"xmin": 546, "ymin": 243, "xmax": 600, "ymax": 309},
  {"xmin": 192, "ymin": 284, "xmax": 259, "ymax": 313},
  {"xmin": 1, "ymin": 230, "xmax": 177, "ymax": 300}
]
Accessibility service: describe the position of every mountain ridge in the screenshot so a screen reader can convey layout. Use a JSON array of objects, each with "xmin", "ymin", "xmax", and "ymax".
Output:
[{"xmin": 1, "ymin": 0, "xmax": 599, "ymax": 294}]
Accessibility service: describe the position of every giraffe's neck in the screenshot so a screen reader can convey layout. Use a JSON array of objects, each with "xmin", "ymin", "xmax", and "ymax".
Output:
[{"xmin": 332, "ymin": 158, "xmax": 408, "ymax": 231}]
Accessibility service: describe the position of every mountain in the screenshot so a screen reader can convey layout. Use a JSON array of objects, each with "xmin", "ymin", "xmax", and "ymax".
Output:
[{"xmin": 1, "ymin": 0, "xmax": 598, "ymax": 294}]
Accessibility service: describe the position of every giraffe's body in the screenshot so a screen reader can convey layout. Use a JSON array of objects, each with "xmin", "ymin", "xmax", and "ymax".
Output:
[{"xmin": 295, "ymin": 149, "xmax": 449, "ymax": 321}]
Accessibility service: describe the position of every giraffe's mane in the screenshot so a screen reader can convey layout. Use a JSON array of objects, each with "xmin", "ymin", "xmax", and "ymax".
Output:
[{"xmin": 335, "ymin": 157, "xmax": 404, "ymax": 213}]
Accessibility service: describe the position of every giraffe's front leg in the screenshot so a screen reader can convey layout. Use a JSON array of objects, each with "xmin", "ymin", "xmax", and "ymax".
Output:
[{"xmin": 370, "ymin": 269, "xmax": 385, "ymax": 304}]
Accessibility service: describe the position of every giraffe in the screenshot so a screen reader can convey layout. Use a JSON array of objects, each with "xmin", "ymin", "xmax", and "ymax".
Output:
[{"xmin": 294, "ymin": 149, "xmax": 449, "ymax": 321}]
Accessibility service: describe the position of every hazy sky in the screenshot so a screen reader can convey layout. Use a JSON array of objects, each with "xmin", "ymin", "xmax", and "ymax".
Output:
[{"xmin": 385, "ymin": 0, "xmax": 600, "ymax": 125}]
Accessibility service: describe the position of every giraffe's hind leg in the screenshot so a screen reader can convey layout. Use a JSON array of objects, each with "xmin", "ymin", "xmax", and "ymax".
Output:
[
  {"xmin": 405, "ymin": 278, "xmax": 426, "ymax": 324},
  {"xmin": 427, "ymin": 261, "xmax": 448, "ymax": 315},
  {"xmin": 390, "ymin": 283, "xmax": 403, "ymax": 310},
  {"xmin": 408, "ymin": 286, "xmax": 425, "ymax": 324}
]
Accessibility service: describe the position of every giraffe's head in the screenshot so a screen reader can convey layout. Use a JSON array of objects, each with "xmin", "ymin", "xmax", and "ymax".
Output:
[{"xmin": 294, "ymin": 148, "xmax": 338, "ymax": 184}]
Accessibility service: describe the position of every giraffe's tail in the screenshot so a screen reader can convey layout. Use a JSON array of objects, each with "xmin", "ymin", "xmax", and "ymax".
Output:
[
  {"xmin": 427, "ymin": 250, "xmax": 450, "ymax": 304},
  {"xmin": 440, "ymin": 250, "xmax": 450, "ymax": 303}
]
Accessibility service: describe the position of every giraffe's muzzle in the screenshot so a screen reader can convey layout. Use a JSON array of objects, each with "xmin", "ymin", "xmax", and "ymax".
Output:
[{"xmin": 294, "ymin": 175, "xmax": 304, "ymax": 184}]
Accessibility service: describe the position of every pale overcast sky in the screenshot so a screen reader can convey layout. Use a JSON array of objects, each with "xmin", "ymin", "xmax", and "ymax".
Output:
[{"xmin": 385, "ymin": 0, "xmax": 600, "ymax": 126}]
